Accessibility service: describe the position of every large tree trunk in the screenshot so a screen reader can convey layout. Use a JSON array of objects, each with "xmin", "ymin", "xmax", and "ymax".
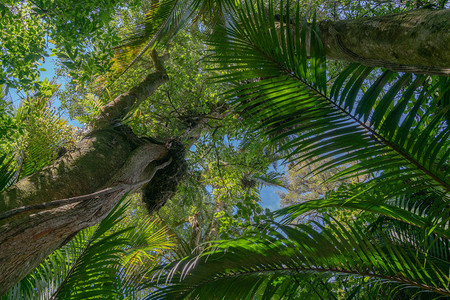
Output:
[
  {"xmin": 0, "ymin": 51, "xmax": 172, "ymax": 294},
  {"xmin": 318, "ymin": 9, "xmax": 450, "ymax": 76}
]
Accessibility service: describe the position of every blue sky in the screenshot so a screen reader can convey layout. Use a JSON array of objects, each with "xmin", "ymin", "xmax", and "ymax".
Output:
[
  {"xmin": 9, "ymin": 55, "xmax": 80, "ymax": 127},
  {"xmin": 260, "ymin": 186, "xmax": 282, "ymax": 211}
]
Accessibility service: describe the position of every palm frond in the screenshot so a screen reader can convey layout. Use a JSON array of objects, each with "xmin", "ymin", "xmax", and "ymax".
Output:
[
  {"xmin": 0, "ymin": 155, "xmax": 14, "ymax": 192},
  {"xmin": 111, "ymin": 0, "xmax": 237, "ymax": 88},
  {"xmin": 2, "ymin": 229, "xmax": 94, "ymax": 300},
  {"xmin": 105, "ymin": 0, "xmax": 193, "ymax": 92},
  {"xmin": 3, "ymin": 197, "xmax": 175, "ymax": 299},
  {"xmin": 13, "ymin": 83, "xmax": 76, "ymax": 179},
  {"xmin": 190, "ymin": 0, "xmax": 237, "ymax": 25},
  {"xmin": 277, "ymin": 182, "xmax": 450, "ymax": 239},
  {"xmin": 251, "ymin": 171, "xmax": 286, "ymax": 189},
  {"xmin": 51, "ymin": 200, "xmax": 132, "ymax": 299},
  {"xmin": 146, "ymin": 220, "xmax": 450, "ymax": 299},
  {"xmin": 116, "ymin": 0, "xmax": 189, "ymax": 59},
  {"xmin": 118, "ymin": 218, "xmax": 175, "ymax": 297},
  {"xmin": 207, "ymin": 0, "xmax": 449, "ymax": 193},
  {"xmin": 2, "ymin": 198, "xmax": 130, "ymax": 299}
]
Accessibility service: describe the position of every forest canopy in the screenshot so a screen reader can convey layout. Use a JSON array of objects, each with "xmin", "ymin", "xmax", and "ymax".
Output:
[{"xmin": 0, "ymin": 0, "xmax": 449, "ymax": 298}]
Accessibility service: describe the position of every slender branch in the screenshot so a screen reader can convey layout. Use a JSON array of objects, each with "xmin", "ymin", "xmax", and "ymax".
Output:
[{"xmin": 94, "ymin": 50, "xmax": 169, "ymax": 127}]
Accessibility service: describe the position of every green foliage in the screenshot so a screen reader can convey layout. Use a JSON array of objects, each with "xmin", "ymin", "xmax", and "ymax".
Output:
[
  {"xmin": 279, "ymin": 157, "xmax": 367, "ymax": 205},
  {"xmin": 0, "ymin": 86, "xmax": 20, "ymax": 163},
  {"xmin": 278, "ymin": 157, "xmax": 368, "ymax": 227},
  {"xmin": 0, "ymin": 79, "xmax": 76, "ymax": 198},
  {"xmin": 147, "ymin": 219, "xmax": 450, "ymax": 299},
  {"xmin": 60, "ymin": 24, "xmax": 279, "ymax": 252},
  {"xmin": 209, "ymin": 0, "xmax": 449, "ymax": 193},
  {"xmin": 111, "ymin": 0, "xmax": 237, "ymax": 80},
  {"xmin": 125, "ymin": 29, "xmax": 225, "ymax": 138},
  {"xmin": 0, "ymin": 0, "xmax": 143, "ymax": 91},
  {"xmin": 0, "ymin": 1, "xmax": 47, "ymax": 90},
  {"xmin": 143, "ymin": 0, "xmax": 450, "ymax": 298},
  {"xmin": 9, "ymin": 81, "xmax": 77, "ymax": 178},
  {"xmin": 2, "ymin": 0, "xmax": 449, "ymax": 298},
  {"xmin": 3, "ymin": 199, "xmax": 130, "ymax": 299},
  {"xmin": 0, "ymin": 155, "xmax": 14, "ymax": 193},
  {"xmin": 2, "ymin": 197, "xmax": 174, "ymax": 299},
  {"xmin": 157, "ymin": 130, "xmax": 281, "ymax": 249}
]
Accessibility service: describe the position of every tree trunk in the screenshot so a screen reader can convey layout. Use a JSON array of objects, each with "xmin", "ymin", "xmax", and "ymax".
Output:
[
  {"xmin": 0, "ymin": 51, "xmax": 172, "ymax": 294},
  {"xmin": 318, "ymin": 9, "xmax": 450, "ymax": 76}
]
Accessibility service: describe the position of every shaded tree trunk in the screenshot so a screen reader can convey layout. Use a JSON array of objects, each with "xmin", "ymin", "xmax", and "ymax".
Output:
[
  {"xmin": 0, "ymin": 51, "xmax": 173, "ymax": 294},
  {"xmin": 318, "ymin": 9, "xmax": 450, "ymax": 76}
]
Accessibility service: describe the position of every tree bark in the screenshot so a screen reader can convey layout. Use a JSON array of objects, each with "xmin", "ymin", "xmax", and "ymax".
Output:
[
  {"xmin": 318, "ymin": 9, "xmax": 450, "ymax": 76},
  {"xmin": 0, "ymin": 51, "xmax": 171, "ymax": 294}
]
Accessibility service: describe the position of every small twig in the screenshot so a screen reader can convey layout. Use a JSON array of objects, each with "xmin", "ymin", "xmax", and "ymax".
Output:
[
  {"xmin": 165, "ymin": 89, "xmax": 181, "ymax": 117},
  {"xmin": 213, "ymin": 142, "xmax": 232, "ymax": 200}
]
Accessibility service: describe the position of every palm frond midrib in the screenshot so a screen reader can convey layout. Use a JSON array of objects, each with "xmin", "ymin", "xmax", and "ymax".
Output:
[{"xmin": 160, "ymin": 263, "xmax": 450, "ymax": 297}]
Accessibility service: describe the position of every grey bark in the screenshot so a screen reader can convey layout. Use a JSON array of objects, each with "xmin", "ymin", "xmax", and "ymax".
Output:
[
  {"xmin": 0, "ymin": 51, "xmax": 171, "ymax": 294},
  {"xmin": 318, "ymin": 9, "xmax": 450, "ymax": 76}
]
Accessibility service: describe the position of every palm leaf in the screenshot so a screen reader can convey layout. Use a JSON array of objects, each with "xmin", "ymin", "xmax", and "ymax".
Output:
[
  {"xmin": 2, "ymin": 229, "xmax": 95, "ymax": 300},
  {"xmin": 116, "ymin": 0, "xmax": 190, "ymax": 61},
  {"xmin": 2, "ymin": 208, "xmax": 117, "ymax": 299},
  {"xmin": 0, "ymin": 155, "xmax": 14, "ymax": 192},
  {"xmin": 51, "ymin": 199, "xmax": 132, "ymax": 299},
  {"xmin": 207, "ymin": 0, "xmax": 449, "ymax": 193},
  {"xmin": 2, "ymin": 197, "xmax": 175, "ymax": 299},
  {"xmin": 13, "ymin": 83, "xmax": 75, "ymax": 179},
  {"xmin": 277, "ymin": 182, "xmax": 450, "ymax": 239},
  {"xmin": 111, "ymin": 0, "xmax": 237, "ymax": 85},
  {"xmin": 118, "ymin": 218, "xmax": 175, "ymax": 297},
  {"xmin": 146, "ymin": 220, "xmax": 450, "ymax": 299}
]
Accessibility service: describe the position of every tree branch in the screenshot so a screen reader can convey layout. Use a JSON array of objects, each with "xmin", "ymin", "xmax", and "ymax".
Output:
[
  {"xmin": 94, "ymin": 49, "xmax": 169, "ymax": 127},
  {"xmin": 318, "ymin": 9, "xmax": 450, "ymax": 76},
  {"xmin": 0, "ymin": 50, "xmax": 172, "ymax": 293},
  {"xmin": 0, "ymin": 158, "xmax": 172, "ymax": 221}
]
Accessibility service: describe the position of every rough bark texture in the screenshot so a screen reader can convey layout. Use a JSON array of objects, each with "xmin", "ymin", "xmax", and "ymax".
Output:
[
  {"xmin": 0, "ymin": 51, "xmax": 171, "ymax": 294},
  {"xmin": 318, "ymin": 9, "xmax": 450, "ymax": 76}
]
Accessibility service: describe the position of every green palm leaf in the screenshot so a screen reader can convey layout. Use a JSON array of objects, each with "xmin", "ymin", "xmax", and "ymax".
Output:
[
  {"xmin": 116, "ymin": 0, "xmax": 190, "ymax": 60},
  {"xmin": 118, "ymin": 218, "xmax": 175, "ymax": 297},
  {"xmin": 13, "ymin": 83, "xmax": 75, "ymax": 179},
  {"xmin": 0, "ymin": 155, "xmax": 14, "ymax": 192},
  {"xmin": 207, "ymin": 0, "xmax": 449, "ymax": 193},
  {"xmin": 3, "ymin": 196, "xmax": 175, "ymax": 299},
  {"xmin": 44, "ymin": 199, "xmax": 131, "ymax": 299},
  {"xmin": 112, "ymin": 0, "xmax": 237, "ymax": 84},
  {"xmin": 277, "ymin": 182, "xmax": 450, "ymax": 239},
  {"xmin": 146, "ymin": 219, "xmax": 450, "ymax": 299}
]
